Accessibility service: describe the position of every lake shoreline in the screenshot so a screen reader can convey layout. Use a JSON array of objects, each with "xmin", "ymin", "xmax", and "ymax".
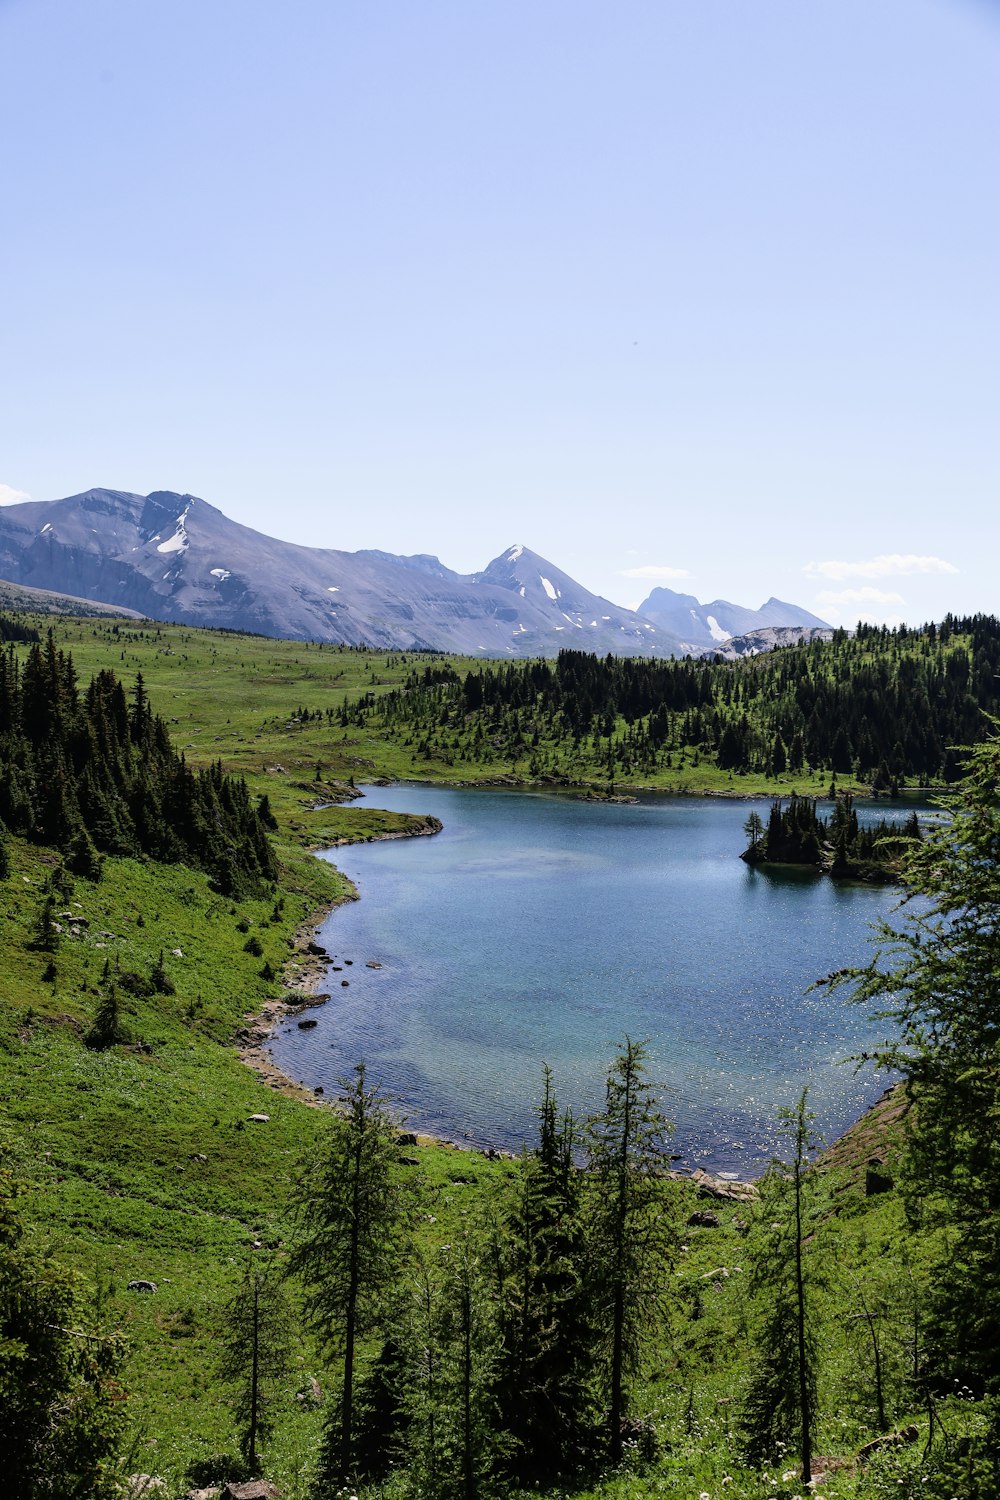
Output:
[
  {"xmin": 235, "ymin": 815, "xmax": 443, "ymax": 1116},
  {"xmin": 247, "ymin": 781, "xmax": 900, "ymax": 1179}
]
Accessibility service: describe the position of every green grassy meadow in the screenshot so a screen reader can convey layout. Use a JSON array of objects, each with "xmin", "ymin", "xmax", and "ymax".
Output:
[{"xmin": 0, "ymin": 615, "xmax": 986, "ymax": 1497}]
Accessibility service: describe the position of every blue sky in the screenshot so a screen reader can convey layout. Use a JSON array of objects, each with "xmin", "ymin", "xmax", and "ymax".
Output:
[{"xmin": 2, "ymin": 0, "xmax": 998, "ymax": 626}]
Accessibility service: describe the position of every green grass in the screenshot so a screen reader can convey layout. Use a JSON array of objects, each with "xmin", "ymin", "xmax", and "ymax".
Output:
[
  {"xmin": 0, "ymin": 615, "xmax": 978, "ymax": 1497},
  {"xmin": 10, "ymin": 615, "xmax": 869, "ymax": 804}
]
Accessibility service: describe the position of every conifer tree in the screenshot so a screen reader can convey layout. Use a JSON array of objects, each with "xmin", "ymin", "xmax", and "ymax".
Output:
[
  {"xmin": 85, "ymin": 983, "xmax": 128, "ymax": 1050},
  {"xmin": 585, "ymin": 1037, "xmax": 676, "ymax": 1463},
  {"xmin": 32, "ymin": 894, "xmax": 59, "ymax": 952},
  {"xmin": 738, "ymin": 1090, "xmax": 822, "ymax": 1484},
  {"xmin": 405, "ymin": 1238, "xmax": 504, "ymax": 1500},
  {"xmin": 829, "ymin": 727, "xmax": 1000, "ymax": 1395},
  {"xmin": 494, "ymin": 1065, "xmax": 595, "ymax": 1478},
  {"xmin": 290, "ymin": 1063, "xmax": 410, "ymax": 1482},
  {"xmin": 217, "ymin": 1260, "xmax": 293, "ymax": 1474},
  {"xmin": 149, "ymin": 949, "xmax": 175, "ymax": 995}
]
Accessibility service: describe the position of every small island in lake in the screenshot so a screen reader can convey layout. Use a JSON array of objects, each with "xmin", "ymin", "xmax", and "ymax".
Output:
[{"xmin": 741, "ymin": 792, "xmax": 921, "ymax": 882}]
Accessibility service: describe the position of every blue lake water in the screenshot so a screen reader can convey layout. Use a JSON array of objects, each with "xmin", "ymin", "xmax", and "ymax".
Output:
[{"xmin": 268, "ymin": 785, "xmax": 911, "ymax": 1175}]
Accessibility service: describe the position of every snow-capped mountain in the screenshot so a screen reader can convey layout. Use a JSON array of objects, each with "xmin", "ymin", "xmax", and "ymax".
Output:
[
  {"xmin": 0, "ymin": 488, "xmax": 827, "ymax": 657},
  {"xmin": 636, "ymin": 585, "xmax": 829, "ymax": 654}
]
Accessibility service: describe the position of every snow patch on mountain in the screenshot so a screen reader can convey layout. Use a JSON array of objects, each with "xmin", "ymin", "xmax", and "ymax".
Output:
[{"xmin": 157, "ymin": 504, "xmax": 191, "ymax": 555}]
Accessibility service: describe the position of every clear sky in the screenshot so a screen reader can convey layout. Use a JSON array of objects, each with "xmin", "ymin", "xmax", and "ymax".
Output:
[{"xmin": 2, "ymin": 0, "xmax": 998, "ymax": 628}]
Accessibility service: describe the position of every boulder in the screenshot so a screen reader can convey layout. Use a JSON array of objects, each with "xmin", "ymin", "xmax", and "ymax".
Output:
[
  {"xmin": 687, "ymin": 1209, "xmax": 719, "ymax": 1228},
  {"xmin": 296, "ymin": 1017, "xmax": 318, "ymax": 1030},
  {"xmin": 690, "ymin": 1168, "xmax": 758, "ymax": 1202},
  {"xmin": 125, "ymin": 1477, "xmax": 167, "ymax": 1496},
  {"xmin": 220, "ymin": 1481, "xmax": 281, "ymax": 1500},
  {"xmin": 397, "ymin": 1132, "xmax": 418, "ymax": 1146},
  {"xmin": 248, "ymin": 1114, "xmax": 270, "ymax": 1123},
  {"xmin": 127, "ymin": 1280, "xmax": 157, "ymax": 1294},
  {"xmin": 366, "ymin": 959, "xmax": 383, "ymax": 968}
]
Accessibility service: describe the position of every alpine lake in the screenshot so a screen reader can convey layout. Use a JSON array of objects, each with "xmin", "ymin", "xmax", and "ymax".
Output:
[{"xmin": 268, "ymin": 784, "xmax": 922, "ymax": 1177}]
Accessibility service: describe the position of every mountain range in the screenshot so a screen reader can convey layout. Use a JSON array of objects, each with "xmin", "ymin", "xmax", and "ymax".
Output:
[{"xmin": 0, "ymin": 488, "xmax": 828, "ymax": 657}]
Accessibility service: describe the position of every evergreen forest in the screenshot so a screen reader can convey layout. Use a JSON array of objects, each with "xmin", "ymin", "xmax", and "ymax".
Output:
[
  {"xmin": 341, "ymin": 616, "xmax": 1000, "ymax": 791},
  {"xmin": 741, "ymin": 794, "xmax": 922, "ymax": 880},
  {"xmin": 0, "ymin": 634, "xmax": 277, "ymax": 896}
]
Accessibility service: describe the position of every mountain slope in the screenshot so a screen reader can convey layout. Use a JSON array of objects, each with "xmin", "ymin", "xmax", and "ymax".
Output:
[
  {"xmin": 0, "ymin": 488, "xmax": 826, "ymax": 657},
  {"xmin": 0, "ymin": 491, "xmax": 676, "ymax": 656},
  {"xmin": 637, "ymin": 584, "xmax": 829, "ymax": 652}
]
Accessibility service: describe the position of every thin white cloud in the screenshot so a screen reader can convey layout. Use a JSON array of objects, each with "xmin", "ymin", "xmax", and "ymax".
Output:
[
  {"xmin": 0, "ymin": 483, "xmax": 31, "ymax": 506},
  {"xmin": 822, "ymin": 603, "xmax": 907, "ymax": 628},
  {"xmin": 619, "ymin": 564, "xmax": 691, "ymax": 580},
  {"xmin": 804, "ymin": 553, "xmax": 958, "ymax": 581},
  {"xmin": 859, "ymin": 612, "xmax": 906, "ymax": 629},
  {"xmin": 815, "ymin": 587, "xmax": 905, "ymax": 607}
]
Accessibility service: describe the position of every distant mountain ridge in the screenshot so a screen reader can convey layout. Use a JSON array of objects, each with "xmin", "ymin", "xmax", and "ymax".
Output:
[
  {"xmin": 0, "ymin": 488, "xmax": 827, "ymax": 656},
  {"xmin": 635, "ymin": 584, "xmax": 829, "ymax": 655}
]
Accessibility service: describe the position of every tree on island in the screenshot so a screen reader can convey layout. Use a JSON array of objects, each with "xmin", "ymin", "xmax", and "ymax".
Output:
[{"xmin": 743, "ymin": 809, "xmax": 764, "ymax": 858}]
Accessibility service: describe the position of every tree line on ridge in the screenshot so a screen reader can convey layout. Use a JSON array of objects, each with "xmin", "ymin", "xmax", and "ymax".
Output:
[{"xmin": 341, "ymin": 616, "xmax": 1000, "ymax": 787}]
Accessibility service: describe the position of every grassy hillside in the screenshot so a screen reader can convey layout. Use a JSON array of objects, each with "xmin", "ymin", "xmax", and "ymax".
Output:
[{"xmin": 0, "ymin": 614, "xmax": 994, "ymax": 1497}]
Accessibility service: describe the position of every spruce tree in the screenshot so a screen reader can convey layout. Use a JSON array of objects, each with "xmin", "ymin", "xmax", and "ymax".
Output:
[
  {"xmin": 405, "ymin": 1238, "xmax": 504, "ymax": 1500},
  {"xmin": 289, "ymin": 1063, "xmax": 410, "ymax": 1482},
  {"xmin": 85, "ymin": 983, "xmax": 128, "ymax": 1050},
  {"xmin": 828, "ymin": 728, "xmax": 1000, "ymax": 1395},
  {"xmin": 494, "ymin": 1065, "xmax": 595, "ymax": 1478},
  {"xmin": 738, "ymin": 1090, "xmax": 822, "ymax": 1484},
  {"xmin": 32, "ymin": 895, "xmax": 59, "ymax": 952},
  {"xmin": 585, "ymin": 1037, "xmax": 676, "ymax": 1463},
  {"xmin": 217, "ymin": 1260, "xmax": 293, "ymax": 1474}
]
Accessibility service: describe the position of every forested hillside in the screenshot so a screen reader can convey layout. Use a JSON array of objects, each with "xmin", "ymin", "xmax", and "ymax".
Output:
[
  {"xmin": 343, "ymin": 616, "xmax": 1000, "ymax": 791},
  {"xmin": 0, "ymin": 633, "xmax": 276, "ymax": 895}
]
